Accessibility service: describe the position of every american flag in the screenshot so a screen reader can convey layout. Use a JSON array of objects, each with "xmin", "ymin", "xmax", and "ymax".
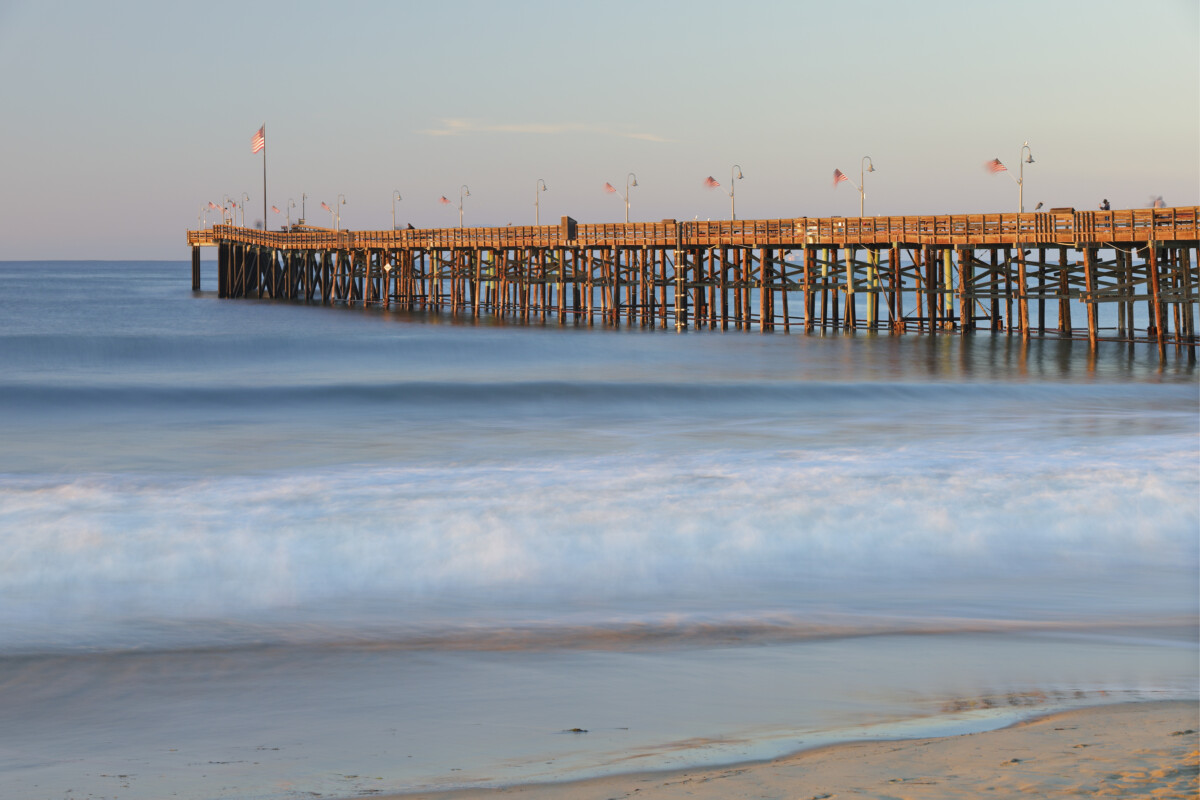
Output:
[
  {"xmin": 703, "ymin": 176, "xmax": 720, "ymax": 189},
  {"xmin": 271, "ymin": 205, "xmax": 281, "ymax": 214},
  {"xmin": 321, "ymin": 201, "xmax": 331, "ymax": 212},
  {"xmin": 439, "ymin": 196, "xmax": 451, "ymax": 205},
  {"xmin": 207, "ymin": 201, "xmax": 218, "ymax": 210},
  {"xmin": 251, "ymin": 126, "xmax": 265, "ymax": 154},
  {"xmin": 985, "ymin": 158, "xmax": 1006, "ymax": 174},
  {"xmin": 603, "ymin": 182, "xmax": 617, "ymax": 194},
  {"xmin": 832, "ymin": 169, "xmax": 848, "ymax": 187}
]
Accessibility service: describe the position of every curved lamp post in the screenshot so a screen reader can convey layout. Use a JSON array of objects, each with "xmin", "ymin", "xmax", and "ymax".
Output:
[
  {"xmin": 337, "ymin": 194, "xmax": 346, "ymax": 232},
  {"xmin": 535, "ymin": 178, "xmax": 548, "ymax": 226},
  {"xmin": 1017, "ymin": 141, "xmax": 1034, "ymax": 213},
  {"xmin": 729, "ymin": 164, "xmax": 743, "ymax": 221},
  {"xmin": 241, "ymin": 192, "xmax": 250, "ymax": 227},
  {"xmin": 859, "ymin": 156, "xmax": 875, "ymax": 217},
  {"xmin": 459, "ymin": 185, "xmax": 470, "ymax": 228},
  {"xmin": 392, "ymin": 190, "xmax": 403, "ymax": 230},
  {"xmin": 286, "ymin": 198, "xmax": 296, "ymax": 230},
  {"xmin": 624, "ymin": 172, "xmax": 638, "ymax": 224}
]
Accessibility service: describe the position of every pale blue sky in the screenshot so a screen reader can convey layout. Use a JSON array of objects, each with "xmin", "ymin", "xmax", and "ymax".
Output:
[{"xmin": 0, "ymin": 0, "xmax": 1196, "ymax": 259}]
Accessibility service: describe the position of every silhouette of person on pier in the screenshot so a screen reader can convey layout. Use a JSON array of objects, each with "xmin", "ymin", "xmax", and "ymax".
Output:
[{"xmin": 1099, "ymin": 199, "xmax": 1110, "ymax": 211}]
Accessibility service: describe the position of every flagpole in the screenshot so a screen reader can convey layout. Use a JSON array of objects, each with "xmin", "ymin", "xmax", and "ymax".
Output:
[{"xmin": 261, "ymin": 123, "xmax": 267, "ymax": 231}]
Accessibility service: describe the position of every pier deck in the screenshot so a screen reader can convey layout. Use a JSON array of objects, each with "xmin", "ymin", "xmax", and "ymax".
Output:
[{"xmin": 188, "ymin": 206, "xmax": 1198, "ymax": 357}]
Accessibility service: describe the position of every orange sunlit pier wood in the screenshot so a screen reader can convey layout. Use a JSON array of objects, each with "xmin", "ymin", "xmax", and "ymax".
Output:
[{"xmin": 188, "ymin": 207, "xmax": 1198, "ymax": 357}]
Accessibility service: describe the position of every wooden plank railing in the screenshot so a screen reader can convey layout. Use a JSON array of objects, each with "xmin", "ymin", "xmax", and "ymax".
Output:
[{"xmin": 188, "ymin": 207, "xmax": 1199, "ymax": 250}]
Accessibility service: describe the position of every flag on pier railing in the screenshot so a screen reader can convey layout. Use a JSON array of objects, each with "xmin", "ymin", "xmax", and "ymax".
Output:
[
  {"xmin": 252, "ymin": 126, "xmax": 265, "ymax": 154},
  {"xmin": 603, "ymin": 182, "xmax": 617, "ymax": 193},
  {"xmin": 439, "ymin": 196, "xmax": 451, "ymax": 205},
  {"xmin": 703, "ymin": 176, "xmax": 720, "ymax": 189},
  {"xmin": 985, "ymin": 158, "xmax": 1006, "ymax": 173},
  {"xmin": 832, "ymin": 169, "xmax": 848, "ymax": 187}
]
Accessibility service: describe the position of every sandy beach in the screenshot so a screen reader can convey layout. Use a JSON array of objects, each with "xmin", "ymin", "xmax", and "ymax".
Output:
[{"xmin": 385, "ymin": 701, "xmax": 1198, "ymax": 800}]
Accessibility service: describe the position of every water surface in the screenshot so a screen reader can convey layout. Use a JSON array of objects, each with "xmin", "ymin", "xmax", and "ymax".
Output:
[{"xmin": 0, "ymin": 261, "xmax": 1195, "ymax": 799}]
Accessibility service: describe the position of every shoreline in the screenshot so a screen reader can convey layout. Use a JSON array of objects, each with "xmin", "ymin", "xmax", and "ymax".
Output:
[{"xmin": 375, "ymin": 700, "xmax": 1198, "ymax": 800}]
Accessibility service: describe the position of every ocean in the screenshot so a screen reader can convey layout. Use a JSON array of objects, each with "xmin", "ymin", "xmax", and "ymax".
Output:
[{"xmin": 0, "ymin": 260, "xmax": 1196, "ymax": 800}]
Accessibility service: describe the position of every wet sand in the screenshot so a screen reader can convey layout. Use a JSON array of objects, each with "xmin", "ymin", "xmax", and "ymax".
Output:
[{"xmin": 383, "ymin": 701, "xmax": 1198, "ymax": 800}]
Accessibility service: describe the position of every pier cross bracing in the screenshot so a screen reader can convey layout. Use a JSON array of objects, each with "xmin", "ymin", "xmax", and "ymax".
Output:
[{"xmin": 188, "ymin": 207, "xmax": 1198, "ymax": 357}]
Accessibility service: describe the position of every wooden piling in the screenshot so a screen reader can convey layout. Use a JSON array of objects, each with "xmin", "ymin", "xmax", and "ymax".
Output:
[{"xmin": 188, "ymin": 206, "xmax": 1198, "ymax": 357}]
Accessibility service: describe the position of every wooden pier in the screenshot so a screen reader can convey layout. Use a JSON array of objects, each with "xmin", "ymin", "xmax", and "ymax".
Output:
[{"xmin": 188, "ymin": 206, "xmax": 1198, "ymax": 357}]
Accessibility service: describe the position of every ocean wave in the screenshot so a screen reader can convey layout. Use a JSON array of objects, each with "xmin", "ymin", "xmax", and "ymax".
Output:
[
  {"xmin": 0, "ymin": 446, "xmax": 1195, "ymax": 654},
  {"xmin": 0, "ymin": 377, "xmax": 1194, "ymax": 414}
]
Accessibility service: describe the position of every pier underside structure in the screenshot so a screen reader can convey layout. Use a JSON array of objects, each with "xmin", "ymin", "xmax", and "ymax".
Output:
[{"xmin": 188, "ymin": 207, "xmax": 1198, "ymax": 357}]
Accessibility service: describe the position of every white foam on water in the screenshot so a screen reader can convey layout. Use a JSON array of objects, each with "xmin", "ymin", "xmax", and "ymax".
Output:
[{"xmin": 1, "ymin": 433, "xmax": 1195, "ymax": 653}]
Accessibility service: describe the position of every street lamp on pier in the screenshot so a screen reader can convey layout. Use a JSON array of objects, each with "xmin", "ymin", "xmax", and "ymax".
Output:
[
  {"xmin": 1018, "ymin": 141, "xmax": 1034, "ymax": 213},
  {"xmin": 241, "ymin": 193, "xmax": 250, "ymax": 227},
  {"xmin": 859, "ymin": 156, "xmax": 875, "ymax": 217},
  {"xmin": 729, "ymin": 165, "xmax": 743, "ymax": 221},
  {"xmin": 287, "ymin": 199, "xmax": 296, "ymax": 231},
  {"xmin": 625, "ymin": 172, "xmax": 638, "ymax": 224},
  {"xmin": 337, "ymin": 194, "xmax": 346, "ymax": 232},
  {"xmin": 535, "ymin": 179, "xmax": 548, "ymax": 226},
  {"xmin": 459, "ymin": 185, "xmax": 470, "ymax": 228},
  {"xmin": 392, "ymin": 190, "xmax": 403, "ymax": 230}
]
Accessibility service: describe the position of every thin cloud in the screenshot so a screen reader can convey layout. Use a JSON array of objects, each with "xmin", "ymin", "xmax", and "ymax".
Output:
[{"xmin": 420, "ymin": 118, "xmax": 671, "ymax": 143}]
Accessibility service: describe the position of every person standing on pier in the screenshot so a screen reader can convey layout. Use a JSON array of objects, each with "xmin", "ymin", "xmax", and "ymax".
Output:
[{"xmin": 1100, "ymin": 199, "xmax": 1110, "ymax": 211}]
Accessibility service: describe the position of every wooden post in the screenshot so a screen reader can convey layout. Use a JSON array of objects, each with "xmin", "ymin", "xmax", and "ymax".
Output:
[
  {"xmin": 957, "ymin": 248, "xmax": 970, "ymax": 332},
  {"xmin": 1110, "ymin": 248, "xmax": 1121, "ymax": 341},
  {"xmin": 925, "ymin": 247, "xmax": 938, "ymax": 333},
  {"xmin": 720, "ymin": 247, "xmax": 729, "ymax": 330},
  {"xmin": 586, "ymin": 249, "xmax": 595, "ymax": 325},
  {"xmin": 674, "ymin": 247, "xmax": 686, "ymax": 330},
  {"xmin": 890, "ymin": 244, "xmax": 902, "ymax": 334},
  {"xmin": 1170, "ymin": 248, "xmax": 1183, "ymax": 349},
  {"xmin": 780, "ymin": 250, "xmax": 790, "ymax": 333},
  {"xmin": 867, "ymin": 249, "xmax": 879, "ymax": 330},
  {"xmin": 1036, "ymin": 247, "xmax": 1046, "ymax": 335},
  {"xmin": 1148, "ymin": 245, "xmax": 1166, "ymax": 358},
  {"xmin": 913, "ymin": 247, "xmax": 924, "ymax": 333},
  {"xmin": 706, "ymin": 247, "xmax": 716, "ymax": 329},
  {"xmin": 759, "ymin": 247, "xmax": 770, "ymax": 332},
  {"xmin": 803, "ymin": 246, "xmax": 814, "ymax": 333},
  {"xmin": 943, "ymin": 249, "xmax": 954, "ymax": 330},
  {"xmin": 1181, "ymin": 246, "xmax": 1195, "ymax": 349},
  {"xmin": 1058, "ymin": 247, "xmax": 1072, "ymax": 335},
  {"xmin": 217, "ymin": 242, "xmax": 228, "ymax": 298},
  {"xmin": 610, "ymin": 248, "xmax": 621, "ymax": 326},
  {"xmin": 1017, "ymin": 247, "xmax": 1030, "ymax": 340},
  {"xmin": 844, "ymin": 248, "xmax": 856, "ymax": 330},
  {"xmin": 1082, "ymin": 246, "xmax": 1098, "ymax": 348},
  {"xmin": 733, "ymin": 248, "xmax": 743, "ymax": 330},
  {"xmin": 472, "ymin": 251, "xmax": 482, "ymax": 318},
  {"xmin": 829, "ymin": 247, "xmax": 840, "ymax": 331}
]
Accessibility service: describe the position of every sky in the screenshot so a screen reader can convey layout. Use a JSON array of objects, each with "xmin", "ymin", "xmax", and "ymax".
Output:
[{"xmin": 0, "ymin": 0, "xmax": 1196, "ymax": 260}]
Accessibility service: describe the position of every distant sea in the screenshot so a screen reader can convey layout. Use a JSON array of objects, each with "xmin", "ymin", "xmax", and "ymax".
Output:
[{"xmin": 0, "ymin": 260, "xmax": 1196, "ymax": 800}]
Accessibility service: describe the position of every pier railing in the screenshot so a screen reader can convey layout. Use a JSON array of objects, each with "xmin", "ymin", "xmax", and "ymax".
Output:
[
  {"xmin": 189, "ymin": 207, "xmax": 1197, "ymax": 251},
  {"xmin": 187, "ymin": 206, "xmax": 1197, "ymax": 357}
]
